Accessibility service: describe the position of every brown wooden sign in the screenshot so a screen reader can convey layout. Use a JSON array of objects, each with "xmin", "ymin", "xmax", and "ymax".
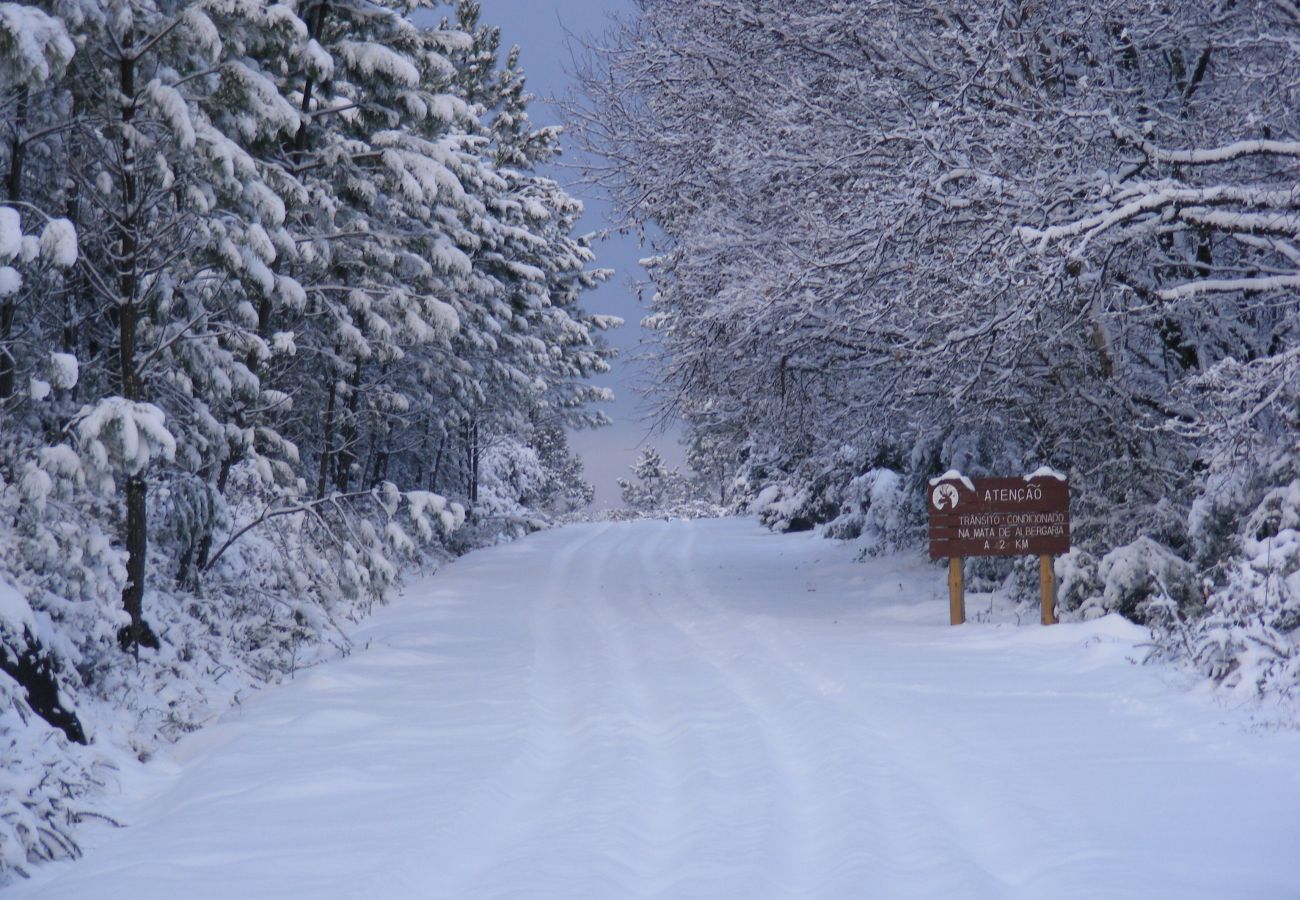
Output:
[{"xmin": 928, "ymin": 474, "xmax": 1069, "ymax": 559}]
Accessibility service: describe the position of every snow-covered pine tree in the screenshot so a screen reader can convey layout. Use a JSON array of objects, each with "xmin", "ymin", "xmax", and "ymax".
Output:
[
  {"xmin": 618, "ymin": 446, "xmax": 681, "ymax": 513},
  {"xmin": 431, "ymin": 0, "xmax": 613, "ymax": 509},
  {"xmin": 0, "ymin": 0, "xmax": 612, "ymax": 876}
]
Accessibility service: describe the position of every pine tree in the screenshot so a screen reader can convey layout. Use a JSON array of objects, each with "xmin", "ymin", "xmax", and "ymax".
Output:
[{"xmin": 618, "ymin": 446, "xmax": 681, "ymax": 512}]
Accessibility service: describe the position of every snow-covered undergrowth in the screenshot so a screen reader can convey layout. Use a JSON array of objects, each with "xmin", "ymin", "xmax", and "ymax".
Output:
[
  {"xmin": 0, "ymin": 463, "xmax": 471, "ymax": 883},
  {"xmin": 1139, "ymin": 479, "xmax": 1299, "ymax": 709},
  {"xmin": 602, "ymin": 499, "xmax": 727, "ymax": 523}
]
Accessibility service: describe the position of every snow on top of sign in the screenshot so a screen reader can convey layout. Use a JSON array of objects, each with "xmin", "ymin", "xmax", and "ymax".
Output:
[
  {"xmin": 1024, "ymin": 466, "xmax": 1067, "ymax": 482},
  {"xmin": 928, "ymin": 469, "xmax": 975, "ymax": 491}
]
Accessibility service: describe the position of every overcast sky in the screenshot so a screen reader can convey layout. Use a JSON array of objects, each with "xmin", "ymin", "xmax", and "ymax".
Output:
[{"xmin": 474, "ymin": 0, "xmax": 684, "ymax": 508}]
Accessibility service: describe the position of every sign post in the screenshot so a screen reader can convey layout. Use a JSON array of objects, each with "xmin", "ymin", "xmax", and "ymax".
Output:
[
  {"xmin": 948, "ymin": 557, "xmax": 965, "ymax": 626},
  {"xmin": 927, "ymin": 470, "xmax": 1070, "ymax": 626},
  {"xmin": 1039, "ymin": 554, "xmax": 1058, "ymax": 625}
]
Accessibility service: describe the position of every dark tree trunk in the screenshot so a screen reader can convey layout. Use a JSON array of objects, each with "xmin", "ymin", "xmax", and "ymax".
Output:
[
  {"xmin": 466, "ymin": 418, "xmax": 480, "ymax": 504},
  {"xmin": 371, "ymin": 440, "xmax": 390, "ymax": 487},
  {"xmin": 292, "ymin": 0, "xmax": 330, "ymax": 160},
  {"xmin": 113, "ymin": 34, "xmax": 158, "ymax": 654},
  {"xmin": 317, "ymin": 372, "xmax": 337, "ymax": 499},
  {"xmin": 117, "ymin": 475, "xmax": 158, "ymax": 652},
  {"xmin": 1, "ymin": 629, "xmax": 86, "ymax": 744},
  {"xmin": 334, "ymin": 360, "xmax": 362, "ymax": 492},
  {"xmin": 0, "ymin": 300, "xmax": 16, "ymax": 402},
  {"xmin": 0, "ymin": 88, "xmax": 29, "ymax": 400},
  {"xmin": 430, "ymin": 432, "xmax": 445, "ymax": 491}
]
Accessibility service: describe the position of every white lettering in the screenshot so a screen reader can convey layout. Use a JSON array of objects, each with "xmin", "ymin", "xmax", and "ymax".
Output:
[{"xmin": 980, "ymin": 485, "xmax": 1047, "ymax": 504}]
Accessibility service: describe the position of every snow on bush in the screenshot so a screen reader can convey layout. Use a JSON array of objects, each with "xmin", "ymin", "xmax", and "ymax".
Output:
[
  {"xmin": 76, "ymin": 398, "xmax": 176, "ymax": 480},
  {"xmin": 1168, "ymin": 480, "xmax": 1300, "ymax": 710},
  {"xmin": 0, "ymin": 208, "xmax": 20, "ymax": 260},
  {"xmin": 1099, "ymin": 538, "xmax": 1200, "ymax": 624},
  {"xmin": 37, "ymin": 219, "xmax": 76, "ymax": 268},
  {"xmin": 1054, "ymin": 539, "xmax": 1199, "ymax": 624},
  {"xmin": 751, "ymin": 483, "xmax": 808, "ymax": 532},
  {"xmin": 823, "ymin": 468, "xmax": 920, "ymax": 554},
  {"xmin": 0, "ymin": 686, "xmax": 106, "ymax": 878},
  {"xmin": 45, "ymin": 353, "xmax": 78, "ymax": 390},
  {"xmin": 477, "ymin": 438, "xmax": 548, "ymax": 523}
]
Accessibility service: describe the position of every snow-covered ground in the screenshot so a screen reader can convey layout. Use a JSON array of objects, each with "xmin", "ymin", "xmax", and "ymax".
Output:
[{"xmin": 12, "ymin": 518, "xmax": 1300, "ymax": 899}]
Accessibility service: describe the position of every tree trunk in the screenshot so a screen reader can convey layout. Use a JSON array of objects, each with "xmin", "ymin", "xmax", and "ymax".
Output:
[
  {"xmin": 292, "ymin": 0, "xmax": 330, "ymax": 160},
  {"xmin": 430, "ymin": 432, "xmax": 445, "ymax": 491},
  {"xmin": 0, "ymin": 88, "xmax": 29, "ymax": 400},
  {"xmin": 468, "ymin": 418, "xmax": 480, "ymax": 504},
  {"xmin": 317, "ymin": 373, "xmax": 337, "ymax": 499},
  {"xmin": 1, "ymin": 629, "xmax": 86, "ymax": 744},
  {"xmin": 334, "ymin": 360, "xmax": 362, "ymax": 492},
  {"xmin": 114, "ymin": 34, "xmax": 158, "ymax": 654},
  {"xmin": 118, "ymin": 474, "xmax": 158, "ymax": 651}
]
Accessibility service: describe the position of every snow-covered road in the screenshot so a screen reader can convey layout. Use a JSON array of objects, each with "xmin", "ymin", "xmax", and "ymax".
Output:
[{"xmin": 15, "ymin": 519, "xmax": 1300, "ymax": 899}]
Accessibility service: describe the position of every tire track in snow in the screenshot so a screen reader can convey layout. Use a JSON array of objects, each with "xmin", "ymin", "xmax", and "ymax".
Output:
[
  {"xmin": 648, "ymin": 519, "xmax": 1012, "ymax": 897},
  {"xmin": 419, "ymin": 522, "xmax": 616, "ymax": 895},
  {"xmin": 479, "ymin": 521, "xmax": 782, "ymax": 897},
  {"xmin": 478, "ymin": 520, "xmax": 808, "ymax": 897},
  {"xmin": 620, "ymin": 520, "xmax": 791, "ymax": 896},
  {"xmin": 636, "ymin": 519, "xmax": 837, "ymax": 895},
  {"xmin": 667, "ymin": 523, "xmax": 1126, "ymax": 897},
  {"xmin": 471, "ymin": 521, "xmax": 680, "ymax": 896}
]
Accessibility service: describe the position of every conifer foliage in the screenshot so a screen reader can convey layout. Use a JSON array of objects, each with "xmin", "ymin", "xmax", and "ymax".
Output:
[{"xmin": 0, "ymin": 0, "xmax": 607, "ymax": 875}]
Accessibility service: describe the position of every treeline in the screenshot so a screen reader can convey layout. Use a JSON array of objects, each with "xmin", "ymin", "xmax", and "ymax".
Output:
[
  {"xmin": 574, "ymin": 2, "xmax": 1298, "ymax": 702},
  {"xmin": 0, "ymin": 0, "xmax": 609, "ymax": 872}
]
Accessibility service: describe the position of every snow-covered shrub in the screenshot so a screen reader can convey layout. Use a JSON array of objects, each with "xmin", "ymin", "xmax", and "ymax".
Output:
[
  {"xmin": 477, "ymin": 439, "xmax": 548, "ymax": 521},
  {"xmin": 823, "ymin": 472, "xmax": 873, "ymax": 540},
  {"xmin": 1091, "ymin": 537, "xmax": 1200, "ymax": 624},
  {"xmin": 0, "ymin": 682, "xmax": 105, "ymax": 878},
  {"xmin": 1188, "ymin": 451, "xmax": 1299, "ymax": 572},
  {"xmin": 751, "ymin": 482, "xmax": 817, "ymax": 532},
  {"xmin": 1055, "ymin": 550, "xmax": 1102, "ymax": 619},
  {"xmin": 454, "ymin": 438, "xmax": 551, "ymax": 544},
  {"xmin": 0, "ymin": 574, "xmax": 104, "ymax": 876},
  {"xmin": 1173, "ymin": 481, "xmax": 1300, "ymax": 708},
  {"xmin": 823, "ymin": 468, "xmax": 920, "ymax": 554}
]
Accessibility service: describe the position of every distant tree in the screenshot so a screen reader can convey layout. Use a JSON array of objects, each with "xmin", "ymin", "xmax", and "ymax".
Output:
[
  {"xmin": 618, "ymin": 446, "xmax": 682, "ymax": 512},
  {"xmin": 685, "ymin": 428, "xmax": 733, "ymax": 506},
  {"xmin": 532, "ymin": 421, "xmax": 595, "ymax": 514}
]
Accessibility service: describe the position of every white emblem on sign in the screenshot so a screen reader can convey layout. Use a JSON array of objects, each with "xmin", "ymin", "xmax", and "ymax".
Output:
[{"xmin": 932, "ymin": 484, "xmax": 959, "ymax": 510}]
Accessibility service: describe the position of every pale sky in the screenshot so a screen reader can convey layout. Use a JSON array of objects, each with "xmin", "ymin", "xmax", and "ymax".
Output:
[{"xmin": 476, "ymin": 0, "xmax": 685, "ymax": 508}]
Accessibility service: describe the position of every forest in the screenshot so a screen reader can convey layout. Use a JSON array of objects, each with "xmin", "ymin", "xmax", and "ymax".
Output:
[
  {"xmin": 0, "ymin": 0, "xmax": 610, "ymax": 872},
  {"xmin": 571, "ymin": 0, "xmax": 1298, "ymax": 713},
  {"xmin": 1, "ymin": 0, "xmax": 1299, "ymax": 882}
]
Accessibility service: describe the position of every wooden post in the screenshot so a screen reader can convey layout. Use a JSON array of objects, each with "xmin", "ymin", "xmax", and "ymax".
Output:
[
  {"xmin": 948, "ymin": 557, "xmax": 965, "ymax": 626},
  {"xmin": 1039, "ymin": 554, "xmax": 1058, "ymax": 625}
]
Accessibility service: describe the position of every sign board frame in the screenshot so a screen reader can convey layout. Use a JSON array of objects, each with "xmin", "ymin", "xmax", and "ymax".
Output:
[
  {"xmin": 927, "ymin": 472, "xmax": 1070, "ymax": 626},
  {"xmin": 928, "ymin": 476, "xmax": 1069, "ymax": 559}
]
